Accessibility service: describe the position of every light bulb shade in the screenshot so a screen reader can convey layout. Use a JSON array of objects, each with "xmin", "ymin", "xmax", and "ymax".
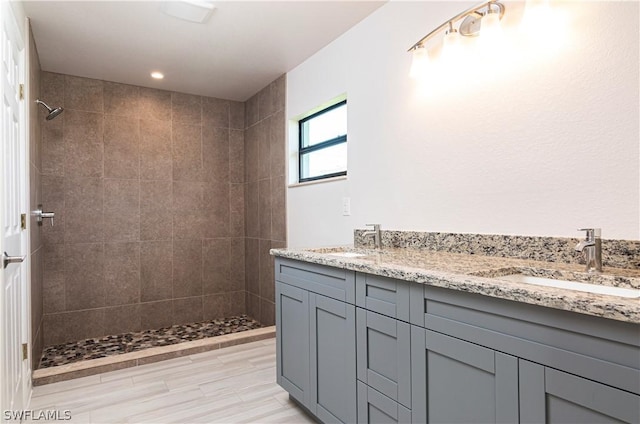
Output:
[
  {"xmin": 480, "ymin": 10, "xmax": 504, "ymax": 50},
  {"xmin": 409, "ymin": 46, "xmax": 430, "ymax": 79},
  {"xmin": 442, "ymin": 30, "xmax": 463, "ymax": 62}
]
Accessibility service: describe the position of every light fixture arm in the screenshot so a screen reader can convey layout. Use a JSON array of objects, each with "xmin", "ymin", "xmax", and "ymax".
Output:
[{"xmin": 407, "ymin": 1, "xmax": 505, "ymax": 52}]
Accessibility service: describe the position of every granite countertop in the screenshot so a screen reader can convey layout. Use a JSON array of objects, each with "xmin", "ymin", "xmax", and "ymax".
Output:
[{"xmin": 271, "ymin": 246, "xmax": 640, "ymax": 324}]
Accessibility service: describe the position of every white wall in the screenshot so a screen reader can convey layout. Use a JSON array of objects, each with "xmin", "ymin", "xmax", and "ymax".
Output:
[{"xmin": 286, "ymin": 1, "xmax": 640, "ymax": 248}]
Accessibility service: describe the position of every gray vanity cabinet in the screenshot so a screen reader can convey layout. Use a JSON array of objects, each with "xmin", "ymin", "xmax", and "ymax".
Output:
[
  {"xmin": 275, "ymin": 258, "xmax": 357, "ymax": 423},
  {"xmin": 309, "ymin": 293, "xmax": 357, "ymax": 424},
  {"xmin": 411, "ymin": 326, "xmax": 519, "ymax": 424},
  {"xmin": 355, "ymin": 273, "xmax": 411, "ymax": 322},
  {"xmin": 358, "ymin": 381, "xmax": 411, "ymax": 424},
  {"xmin": 275, "ymin": 257, "xmax": 640, "ymax": 424},
  {"xmin": 519, "ymin": 360, "xmax": 640, "ymax": 424},
  {"xmin": 356, "ymin": 308, "xmax": 411, "ymax": 408},
  {"xmin": 275, "ymin": 282, "xmax": 310, "ymax": 406}
]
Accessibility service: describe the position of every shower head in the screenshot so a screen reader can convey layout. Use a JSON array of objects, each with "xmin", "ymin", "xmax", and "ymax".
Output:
[{"xmin": 35, "ymin": 99, "xmax": 64, "ymax": 120}]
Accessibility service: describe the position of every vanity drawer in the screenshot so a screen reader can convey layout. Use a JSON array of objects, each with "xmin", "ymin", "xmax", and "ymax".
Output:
[
  {"xmin": 275, "ymin": 258, "xmax": 355, "ymax": 304},
  {"xmin": 356, "ymin": 273, "xmax": 411, "ymax": 321},
  {"xmin": 357, "ymin": 308, "xmax": 411, "ymax": 408},
  {"xmin": 357, "ymin": 381, "xmax": 411, "ymax": 424}
]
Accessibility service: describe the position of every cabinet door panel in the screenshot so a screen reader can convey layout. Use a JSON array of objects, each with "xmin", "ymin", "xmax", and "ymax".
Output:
[
  {"xmin": 411, "ymin": 327, "xmax": 518, "ymax": 424},
  {"xmin": 357, "ymin": 309, "xmax": 411, "ymax": 408},
  {"xmin": 358, "ymin": 381, "xmax": 411, "ymax": 424},
  {"xmin": 275, "ymin": 282, "xmax": 310, "ymax": 406},
  {"xmin": 310, "ymin": 293, "xmax": 357, "ymax": 423},
  {"xmin": 519, "ymin": 360, "xmax": 640, "ymax": 424}
]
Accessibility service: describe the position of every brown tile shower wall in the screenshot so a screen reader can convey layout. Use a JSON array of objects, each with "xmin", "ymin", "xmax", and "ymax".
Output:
[
  {"xmin": 29, "ymin": 25, "xmax": 44, "ymax": 370},
  {"xmin": 40, "ymin": 71, "xmax": 247, "ymax": 346},
  {"xmin": 244, "ymin": 76, "xmax": 287, "ymax": 326}
]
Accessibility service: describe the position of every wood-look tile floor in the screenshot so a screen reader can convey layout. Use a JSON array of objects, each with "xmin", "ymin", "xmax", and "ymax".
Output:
[{"xmin": 28, "ymin": 338, "xmax": 315, "ymax": 424}]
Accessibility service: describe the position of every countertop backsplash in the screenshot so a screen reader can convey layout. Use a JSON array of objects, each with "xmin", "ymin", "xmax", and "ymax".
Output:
[{"xmin": 354, "ymin": 230, "xmax": 640, "ymax": 270}]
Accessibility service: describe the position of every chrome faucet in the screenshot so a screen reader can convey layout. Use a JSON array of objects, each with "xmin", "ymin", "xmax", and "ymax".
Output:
[
  {"xmin": 575, "ymin": 228, "xmax": 602, "ymax": 273},
  {"xmin": 362, "ymin": 224, "xmax": 382, "ymax": 249}
]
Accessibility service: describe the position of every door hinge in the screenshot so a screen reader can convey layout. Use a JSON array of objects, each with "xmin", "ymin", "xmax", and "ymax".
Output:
[
  {"xmin": 22, "ymin": 343, "xmax": 28, "ymax": 361},
  {"xmin": 21, "ymin": 213, "xmax": 26, "ymax": 230},
  {"xmin": 19, "ymin": 84, "xmax": 24, "ymax": 100}
]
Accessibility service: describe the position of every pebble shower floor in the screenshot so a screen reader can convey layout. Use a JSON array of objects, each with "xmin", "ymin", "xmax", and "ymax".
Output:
[{"xmin": 39, "ymin": 315, "xmax": 262, "ymax": 368}]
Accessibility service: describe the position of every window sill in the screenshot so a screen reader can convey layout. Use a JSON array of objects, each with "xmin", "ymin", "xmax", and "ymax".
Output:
[{"xmin": 288, "ymin": 175, "xmax": 347, "ymax": 188}]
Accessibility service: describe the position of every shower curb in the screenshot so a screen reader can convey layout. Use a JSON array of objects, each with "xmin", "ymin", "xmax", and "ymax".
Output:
[{"xmin": 32, "ymin": 326, "xmax": 276, "ymax": 386}]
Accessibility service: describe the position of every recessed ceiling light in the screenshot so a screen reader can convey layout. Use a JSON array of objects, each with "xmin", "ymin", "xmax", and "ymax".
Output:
[
  {"xmin": 151, "ymin": 72, "xmax": 164, "ymax": 80},
  {"xmin": 160, "ymin": 0, "xmax": 216, "ymax": 24}
]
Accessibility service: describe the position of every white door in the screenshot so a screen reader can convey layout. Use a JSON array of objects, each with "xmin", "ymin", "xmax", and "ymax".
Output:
[{"xmin": 0, "ymin": 0, "xmax": 27, "ymax": 417}]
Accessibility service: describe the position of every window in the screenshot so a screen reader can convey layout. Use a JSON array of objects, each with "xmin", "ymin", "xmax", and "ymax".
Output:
[{"xmin": 299, "ymin": 100, "xmax": 347, "ymax": 182}]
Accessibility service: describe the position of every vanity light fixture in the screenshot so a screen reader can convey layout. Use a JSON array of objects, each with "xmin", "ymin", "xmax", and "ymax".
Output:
[
  {"xmin": 408, "ymin": 0, "xmax": 506, "ymax": 78},
  {"xmin": 151, "ymin": 71, "xmax": 164, "ymax": 79}
]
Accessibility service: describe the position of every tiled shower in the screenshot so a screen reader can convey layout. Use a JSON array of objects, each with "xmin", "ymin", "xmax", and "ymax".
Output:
[{"xmin": 30, "ymin": 65, "xmax": 286, "ymax": 368}]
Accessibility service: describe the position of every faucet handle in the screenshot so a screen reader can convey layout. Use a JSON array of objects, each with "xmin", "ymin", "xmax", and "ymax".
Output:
[{"xmin": 577, "ymin": 228, "xmax": 601, "ymax": 240}]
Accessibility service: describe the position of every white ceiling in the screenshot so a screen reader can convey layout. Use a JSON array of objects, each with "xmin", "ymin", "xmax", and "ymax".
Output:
[{"xmin": 23, "ymin": 1, "xmax": 386, "ymax": 101}]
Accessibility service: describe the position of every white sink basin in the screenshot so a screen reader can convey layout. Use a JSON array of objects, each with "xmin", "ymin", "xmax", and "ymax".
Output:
[
  {"xmin": 327, "ymin": 252, "xmax": 368, "ymax": 258},
  {"xmin": 496, "ymin": 274, "xmax": 640, "ymax": 298}
]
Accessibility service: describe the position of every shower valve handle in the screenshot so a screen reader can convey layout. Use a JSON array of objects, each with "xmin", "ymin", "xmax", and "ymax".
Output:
[{"xmin": 33, "ymin": 205, "xmax": 55, "ymax": 226}]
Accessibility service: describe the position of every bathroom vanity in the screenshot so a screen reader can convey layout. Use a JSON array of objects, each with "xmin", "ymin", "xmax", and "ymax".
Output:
[{"xmin": 271, "ymin": 238, "xmax": 640, "ymax": 424}]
